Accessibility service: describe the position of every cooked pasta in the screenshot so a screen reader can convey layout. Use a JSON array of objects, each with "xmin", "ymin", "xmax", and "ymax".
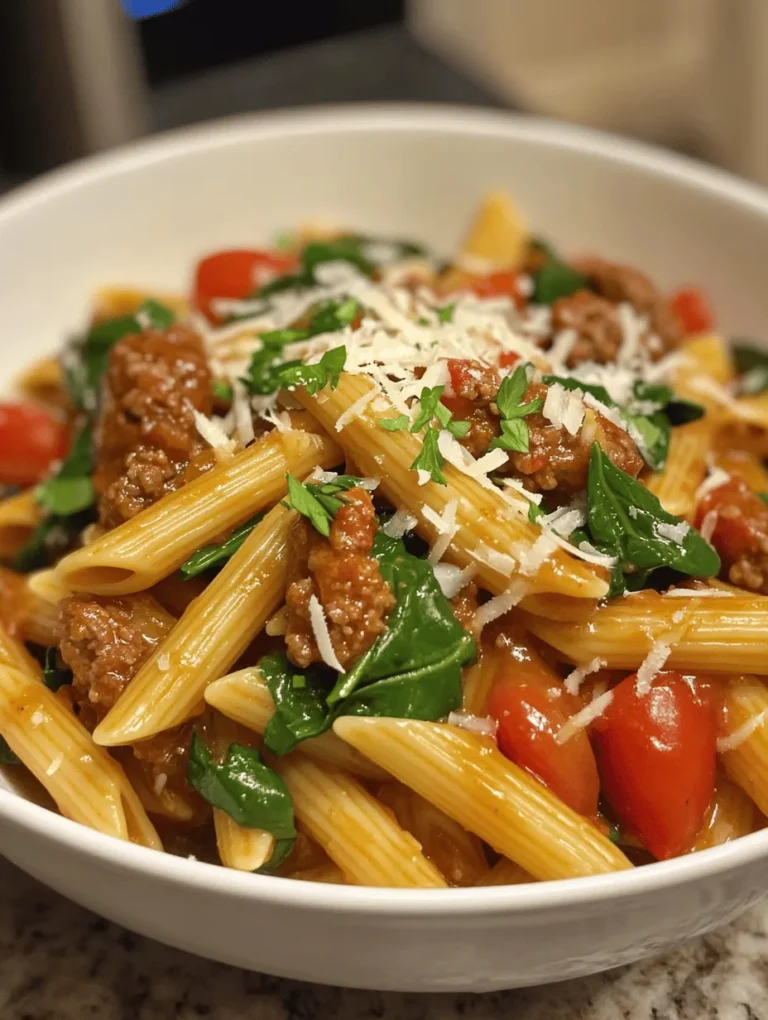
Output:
[{"xmin": 2, "ymin": 191, "xmax": 767, "ymax": 885}]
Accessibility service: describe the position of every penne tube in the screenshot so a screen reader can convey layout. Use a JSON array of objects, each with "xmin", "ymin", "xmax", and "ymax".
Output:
[
  {"xmin": 296, "ymin": 374, "xmax": 608, "ymax": 599},
  {"xmin": 647, "ymin": 334, "xmax": 734, "ymax": 518},
  {"xmin": 0, "ymin": 663, "xmax": 161, "ymax": 848},
  {"xmin": 689, "ymin": 771, "xmax": 758, "ymax": 852},
  {"xmin": 0, "ymin": 617, "xmax": 44, "ymax": 676},
  {"xmin": 646, "ymin": 418, "xmax": 712, "ymax": 520},
  {"xmin": 204, "ymin": 667, "xmax": 387, "ymax": 781},
  {"xmin": 458, "ymin": 190, "xmax": 528, "ymax": 270},
  {"xmin": 477, "ymin": 857, "xmax": 535, "ymax": 886},
  {"xmin": 209, "ymin": 712, "xmax": 275, "ymax": 872},
  {"xmin": 27, "ymin": 569, "xmax": 72, "ymax": 605},
  {"xmin": 719, "ymin": 675, "xmax": 768, "ymax": 817},
  {"xmin": 0, "ymin": 490, "xmax": 44, "ymax": 559},
  {"xmin": 16, "ymin": 356, "xmax": 67, "ymax": 410},
  {"xmin": 275, "ymin": 754, "xmax": 447, "ymax": 888},
  {"xmin": 334, "ymin": 717, "xmax": 631, "ymax": 881},
  {"xmin": 19, "ymin": 584, "xmax": 60, "ymax": 648},
  {"xmin": 117, "ymin": 751, "xmax": 206, "ymax": 825},
  {"xmin": 522, "ymin": 591, "xmax": 768, "ymax": 674},
  {"xmin": 93, "ymin": 504, "xmax": 294, "ymax": 746},
  {"xmin": 283, "ymin": 862, "xmax": 346, "ymax": 884},
  {"xmin": 519, "ymin": 592, "xmax": 599, "ymax": 624},
  {"xmin": 376, "ymin": 782, "xmax": 490, "ymax": 886},
  {"xmin": 54, "ymin": 423, "xmax": 341, "ymax": 595}
]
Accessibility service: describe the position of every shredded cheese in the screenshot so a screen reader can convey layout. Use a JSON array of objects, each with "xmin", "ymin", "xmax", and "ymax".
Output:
[
  {"xmin": 432, "ymin": 562, "xmax": 477, "ymax": 599},
  {"xmin": 45, "ymin": 753, "xmax": 63, "ymax": 777},
  {"xmin": 335, "ymin": 387, "xmax": 379, "ymax": 431},
  {"xmin": 563, "ymin": 657, "xmax": 606, "ymax": 697},
  {"xmin": 543, "ymin": 383, "xmax": 585, "ymax": 436},
  {"xmin": 192, "ymin": 410, "xmax": 237, "ymax": 459},
  {"xmin": 473, "ymin": 580, "xmax": 528, "ymax": 631},
  {"xmin": 717, "ymin": 710, "xmax": 768, "ymax": 753},
  {"xmin": 655, "ymin": 521, "xmax": 690, "ymax": 545},
  {"xmin": 381, "ymin": 509, "xmax": 418, "ymax": 539},
  {"xmin": 634, "ymin": 642, "xmax": 672, "ymax": 695},
  {"xmin": 308, "ymin": 594, "xmax": 344, "ymax": 673},
  {"xmin": 695, "ymin": 467, "xmax": 730, "ymax": 502},
  {"xmin": 424, "ymin": 500, "xmax": 459, "ymax": 565},
  {"xmin": 447, "ymin": 711, "xmax": 498, "ymax": 737},
  {"xmin": 555, "ymin": 689, "xmax": 614, "ymax": 745}
]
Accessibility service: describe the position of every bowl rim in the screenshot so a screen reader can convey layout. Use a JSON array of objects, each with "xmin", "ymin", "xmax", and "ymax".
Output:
[{"xmin": 2, "ymin": 101, "xmax": 768, "ymax": 917}]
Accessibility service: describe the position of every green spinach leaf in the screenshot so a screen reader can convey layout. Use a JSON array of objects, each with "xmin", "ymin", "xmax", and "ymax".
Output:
[
  {"xmin": 586, "ymin": 443, "xmax": 720, "ymax": 588},
  {"xmin": 180, "ymin": 513, "xmax": 266, "ymax": 579},
  {"xmin": 188, "ymin": 732, "xmax": 296, "ymax": 849},
  {"xmin": 43, "ymin": 647, "xmax": 73, "ymax": 692},
  {"xmin": 532, "ymin": 262, "xmax": 588, "ymax": 306},
  {"xmin": 34, "ymin": 426, "xmax": 94, "ymax": 517}
]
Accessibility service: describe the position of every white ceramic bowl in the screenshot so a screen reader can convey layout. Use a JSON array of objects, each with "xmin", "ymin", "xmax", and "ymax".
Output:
[{"xmin": 1, "ymin": 105, "xmax": 768, "ymax": 993}]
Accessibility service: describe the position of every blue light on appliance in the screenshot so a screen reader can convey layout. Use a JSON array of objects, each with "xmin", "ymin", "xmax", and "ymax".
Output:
[{"xmin": 121, "ymin": 0, "xmax": 185, "ymax": 17}]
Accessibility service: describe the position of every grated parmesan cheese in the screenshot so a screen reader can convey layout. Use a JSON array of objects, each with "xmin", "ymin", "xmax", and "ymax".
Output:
[
  {"xmin": 153, "ymin": 773, "xmax": 169, "ymax": 797},
  {"xmin": 232, "ymin": 379, "xmax": 255, "ymax": 447},
  {"xmin": 157, "ymin": 653, "xmax": 170, "ymax": 672},
  {"xmin": 423, "ymin": 500, "xmax": 459, "ymax": 565},
  {"xmin": 447, "ymin": 711, "xmax": 498, "ymax": 737},
  {"xmin": 473, "ymin": 580, "xmax": 528, "ymax": 631},
  {"xmin": 192, "ymin": 410, "xmax": 237, "ymax": 459},
  {"xmin": 30, "ymin": 710, "xmax": 47, "ymax": 728},
  {"xmin": 308, "ymin": 594, "xmax": 345, "ymax": 673},
  {"xmin": 46, "ymin": 753, "xmax": 63, "ymax": 777},
  {"xmin": 634, "ymin": 642, "xmax": 672, "ymax": 695},
  {"xmin": 417, "ymin": 469, "xmax": 432, "ymax": 487},
  {"xmin": 555, "ymin": 689, "xmax": 614, "ymax": 745},
  {"xmin": 335, "ymin": 387, "xmax": 379, "ymax": 431},
  {"xmin": 655, "ymin": 520, "xmax": 690, "ymax": 545},
  {"xmin": 699, "ymin": 509, "xmax": 719, "ymax": 543},
  {"xmin": 432, "ymin": 562, "xmax": 477, "ymax": 599},
  {"xmin": 662, "ymin": 586, "xmax": 734, "ymax": 598},
  {"xmin": 381, "ymin": 509, "xmax": 418, "ymax": 539},
  {"xmin": 563, "ymin": 657, "xmax": 606, "ymax": 696},
  {"xmin": 543, "ymin": 382, "xmax": 585, "ymax": 436},
  {"xmin": 717, "ymin": 710, "xmax": 768, "ymax": 753}
]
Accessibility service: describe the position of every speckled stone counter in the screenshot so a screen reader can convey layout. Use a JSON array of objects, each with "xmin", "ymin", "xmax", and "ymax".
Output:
[{"xmin": 1, "ymin": 858, "xmax": 766, "ymax": 1020}]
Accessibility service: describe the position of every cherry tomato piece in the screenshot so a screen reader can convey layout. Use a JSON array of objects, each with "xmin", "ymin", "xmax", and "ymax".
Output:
[
  {"xmin": 591, "ymin": 672, "xmax": 717, "ymax": 859},
  {"xmin": 670, "ymin": 287, "xmax": 714, "ymax": 335},
  {"xmin": 487, "ymin": 680, "xmax": 600, "ymax": 817},
  {"xmin": 467, "ymin": 270, "xmax": 523, "ymax": 303},
  {"xmin": 0, "ymin": 402, "xmax": 69, "ymax": 487},
  {"xmin": 193, "ymin": 249, "xmax": 297, "ymax": 322}
]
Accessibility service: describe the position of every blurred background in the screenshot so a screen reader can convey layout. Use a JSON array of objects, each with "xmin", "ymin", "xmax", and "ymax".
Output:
[{"xmin": 0, "ymin": 0, "xmax": 766, "ymax": 189}]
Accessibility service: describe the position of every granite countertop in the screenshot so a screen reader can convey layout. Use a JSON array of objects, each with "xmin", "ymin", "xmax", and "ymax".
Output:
[{"xmin": 1, "ymin": 856, "xmax": 767, "ymax": 1020}]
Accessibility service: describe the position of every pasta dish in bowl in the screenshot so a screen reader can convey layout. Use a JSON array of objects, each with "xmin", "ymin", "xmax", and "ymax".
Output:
[
  {"xmin": 0, "ymin": 106, "xmax": 767, "ymax": 989},
  {"xmin": 2, "ymin": 188, "xmax": 765, "ymax": 883}
]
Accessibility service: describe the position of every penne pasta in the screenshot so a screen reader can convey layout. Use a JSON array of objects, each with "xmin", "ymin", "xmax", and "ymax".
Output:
[
  {"xmin": 646, "ymin": 418, "xmax": 712, "ymax": 520},
  {"xmin": 376, "ymin": 782, "xmax": 490, "ymax": 886},
  {"xmin": 459, "ymin": 190, "xmax": 528, "ymax": 270},
  {"xmin": 204, "ymin": 667, "xmax": 387, "ymax": 781},
  {"xmin": 0, "ymin": 490, "xmax": 44, "ymax": 560},
  {"xmin": 275, "ymin": 754, "xmax": 447, "ymax": 888},
  {"xmin": 522, "ymin": 591, "xmax": 768, "ymax": 673},
  {"xmin": 209, "ymin": 712, "xmax": 275, "ymax": 872},
  {"xmin": 477, "ymin": 857, "xmax": 535, "ymax": 886},
  {"xmin": 92, "ymin": 504, "xmax": 294, "ymax": 746},
  {"xmin": 689, "ymin": 771, "xmax": 758, "ymax": 852},
  {"xmin": 16, "ymin": 356, "xmax": 67, "ymax": 410},
  {"xmin": 0, "ymin": 661, "xmax": 161, "ymax": 848},
  {"xmin": 117, "ymin": 751, "xmax": 206, "ymax": 825},
  {"xmin": 333, "ymin": 718, "xmax": 631, "ymax": 881},
  {"xmin": 719, "ymin": 675, "xmax": 768, "ymax": 817},
  {"xmin": 92, "ymin": 286, "xmax": 188, "ymax": 321},
  {"xmin": 19, "ymin": 583, "xmax": 60, "ymax": 648},
  {"xmin": 297, "ymin": 374, "xmax": 608, "ymax": 600},
  {"xmin": 54, "ymin": 423, "xmax": 341, "ymax": 595}
]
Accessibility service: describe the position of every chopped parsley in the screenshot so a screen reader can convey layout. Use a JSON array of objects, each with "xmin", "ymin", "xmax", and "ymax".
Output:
[
  {"xmin": 283, "ymin": 474, "xmax": 363, "ymax": 537},
  {"xmin": 489, "ymin": 363, "xmax": 544, "ymax": 454}
]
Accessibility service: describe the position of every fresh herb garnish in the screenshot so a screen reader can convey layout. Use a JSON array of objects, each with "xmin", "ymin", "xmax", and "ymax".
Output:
[
  {"xmin": 262, "ymin": 531, "xmax": 474, "ymax": 754},
  {"xmin": 532, "ymin": 262, "xmax": 588, "ymax": 306},
  {"xmin": 241, "ymin": 297, "xmax": 353, "ymax": 396},
  {"xmin": 188, "ymin": 732, "xmax": 296, "ymax": 866},
  {"xmin": 276, "ymin": 345, "xmax": 347, "ymax": 395},
  {"xmin": 436, "ymin": 303, "xmax": 455, "ymax": 323},
  {"xmin": 257, "ymin": 235, "xmax": 426, "ymax": 297},
  {"xmin": 585, "ymin": 443, "xmax": 720, "ymax": 594},
  {"xmin": 34, "ymin": 426, "xmax": 94, "ymax": 517},
  {"xmin": 283, "ymin": 473, "xmax": 363, "ymax": 537},
  {"xmin": 489, "ymin": 363, "xmax": 544, "ymax": 454},
  {"xmin": 410, "ymin": 427, "xmax": 447, "ymax": 485},
  {"xmin": 43, "ymin": 647, "xmax": 73, "ymax": 692},
  {"xmin": 379, "ymin": 415, "xmax": 409, "ymax": 432},
  {"xmin": 212, "ymin": 380, "xmax": 234, "ymax": 402},
  {"xmin": 180, "ymin": 513, "xmax": 266, "ymax": 579}
]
